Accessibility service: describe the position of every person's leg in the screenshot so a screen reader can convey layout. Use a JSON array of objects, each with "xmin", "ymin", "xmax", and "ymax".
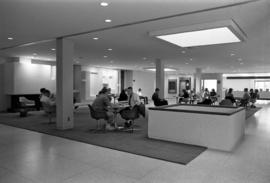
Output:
[{"xmin": 105, "ymin": 111, "xmax": 115, "ymax": 130}]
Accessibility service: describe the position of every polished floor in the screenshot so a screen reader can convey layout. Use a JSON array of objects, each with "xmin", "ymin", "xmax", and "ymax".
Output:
[{"xmin": 0, "ymin": 102, "xmax": 270, "ymax": 183}]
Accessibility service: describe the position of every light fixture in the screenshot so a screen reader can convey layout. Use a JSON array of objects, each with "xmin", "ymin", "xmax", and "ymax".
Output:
[
  {"xmin": 230, "ymin": 53, "xmax": 235, "ymax": 56},
  {"xmin": 145, "ymin": 67, "xmax": 176, "ymax": 72},
  {"xmin": 93, "ymin": 37, "xmax": 99, "ymax": 40},
  {"xmin": 142, "ymin": 57, "xmax": 147, "ymax": 60},
  {"xmin": 240, "ymin": 62, "xmax": 244, "ymax": 65},
  {"xmin": 107, "ymin": 48, "xmax": 112, "ymax": 51},
  {"xmin": 181, "ymin": 50, "xmax": 186, "ymax": 54},
  {"xmin": 100, "ymin": 2, "xmax": 109, "ymax": 6},
  {"xmin": 237, "ymin": 58, "xmax": 243, "ymax": 61},
  {"xmin": 33, "ymin": 53, "xmax": 37, "ymax": 56},
  {"xmin": 189, "ymin": 58, "xmax": 193, "ymax": 61},
  {"xmin": 149, "ymin": 20, "xmax": 246, "ymax": 47},
  {"xmin": 105, "ymin": 19, "xmax": 112, "ymax": 23},
  {"xmin": 185, "ymin": 62, "xmax": 189, "ymax": 65},
  {"xmin": 8, "ymin": 37, "xmax": 13, "ymax": 40},
  {"xmin": 104, "ymin": 55, "xmax": 108, "ymax": 58},
  {"xmin": 110, "ymin": 60, "xmax": 114, "ymax": 63},
  {"xmin": 51, "ymin": 48, "xmax": 56, "ymax": 51}
]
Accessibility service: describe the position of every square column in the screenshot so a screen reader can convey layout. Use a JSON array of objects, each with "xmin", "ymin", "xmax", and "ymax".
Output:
[
  {"xmin": 155, "ymin": 58, "xmax": 165, "ymax": 98},
  {"xmin": 56, "ymin": 38, "xmax": 74, "ymax": 130},
  {"xmin": 194, "ymin": 68, "xmax": 202, "ymax": 93}
]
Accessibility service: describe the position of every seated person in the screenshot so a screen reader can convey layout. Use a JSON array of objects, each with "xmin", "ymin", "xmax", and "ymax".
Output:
[
  {"xmin": 210, "ymin": 89, "xmax": 218, "ymax": 104},
  {"xmin": 120, "ymin": 87, "xmax": 142, "ymax": 127},
  {"xmin": 179, "ymin": 89, "xmax": 189, "ymax": 103},
  {"xmin": 137, "ymin": 88, "xmax": 148, "ymax": 104},
  {"xmin": 225, "ymin": 88, "xmax": 236, "ymax": 104},
  {"xmin": 40, "ymin": 89, "xmax": 56, "ymax": 106},
  {"xmin": 118, "ymin": 89, "xmax": 128, "ymax": 101},
  {"xmin": 198, "ymin": 88, "xmax": 211, "ymax": 105},
  {"xmin": 152, "ymin": 88, "xmax": 168, "ymax": 106},
  {"xmin": 92, "ymin": 87, "xmax": 114, "ymax": 130},
  {"xmin": 240, "ymin": 88, "xmax": 250, "ymax": 107},
  {"xmin": 250, "ymin": 89, "xmax": 259, "ymax": 108}
]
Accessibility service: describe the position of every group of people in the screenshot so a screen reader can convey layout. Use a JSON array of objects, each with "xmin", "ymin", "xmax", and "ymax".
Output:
[
  {"xmin": 224, "ymin": 88, "xmax": 259, "ymax": 107},
  {"xmin": 92, "ymin": 86, "xmax": 145, "ymax": 131}
]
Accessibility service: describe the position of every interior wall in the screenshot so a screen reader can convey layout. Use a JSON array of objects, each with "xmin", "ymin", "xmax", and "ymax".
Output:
[
  {"xmin": 132, "ymin": 70, "xmax": 155, "ymax": 98},
  {"xmin": 9, "ymin": 62, "xmax": 56, "ymax": 94},
  {"xmin": 223, "ymin": 78, "xmax": 255, "ymax": 91}
]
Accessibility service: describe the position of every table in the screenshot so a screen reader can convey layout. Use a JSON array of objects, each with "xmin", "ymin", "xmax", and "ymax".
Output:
[{"xmin": 109, "ymin": 103, "xmax": 130, "ymax": 129}]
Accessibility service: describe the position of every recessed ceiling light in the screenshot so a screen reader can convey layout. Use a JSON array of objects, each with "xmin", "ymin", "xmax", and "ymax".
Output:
[
  {"xmin": 110, "ymin": 60, "xmax": 114, "ymax": 63},
  {"xmin": 150, "ymin": 20, "xmax": 246, "ymax": 47},
  {"xmin": 240, "ymin": 62, "xmax": 244, "ymax": 65},
  {"xmin": 105, "ymin": 19, "xmax": 112, "ymax": 23},
  {"xmin": 237, "ymin": 58, "xmax": 243, "ymax": 61},
  {"xmin": 142, "ymin": 57, "xmax": 147, "ymax": 60},
  {"xmin": 103, "ymin": 55, "xmax": 108, "ymax": 58},
  {"xmin": 93, "ymin": 37, "xmax": 99, "ymax": 40},
  {"xmin": 181, "ymin": 50, "xmax": 186, "ymax": 54},
  {"xmin": 230, "ymin": 53, "xmax": 235, "ymax": 56},
  {"xmin": 100, "ymin": 2, "xmax": 109, "ymax": 6},
  {"xmin": 107, "ymin": 48, "xmax": 112, "ymax": 51},
  {"xmin": 33, "ymin": 53, "xmax": 37, "ymax": 56},
  {"xmin": 8, "ymin": 37, "xmax": 13, "ymax": 40},
  {"xmin": 51, "ymin": 48, "xmax": 56, "ymax": 51},
  {"xmin": 189, "ymin": 58, "xmax": 193, "ymax": 61},
  {"xmin": 185, "ymin": 62, "xmax": 189, "ymax": 65}
]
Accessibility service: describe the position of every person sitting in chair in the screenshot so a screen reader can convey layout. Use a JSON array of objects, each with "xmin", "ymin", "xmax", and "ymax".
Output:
[
  {"xmin": 179, "ymin": 89, "xmax": 189, "ymax": 103},
  {"xmin": 120, "ymin": 87, "xmax": 142, "ymax": 128},
  {"xmin": 225, "ymin": 88, "xmax": 236, "ymax": 104},
  {"xmin": 137, "ymin": 88, "xmax": 148, "ymax": 104},
  {"xmin": 240, "ymin": 88, "xmax": 250, "ymax": 107},
  {"xmin": 152, "ymin": 88, "xmax": 168, "ymax": 106},
  {"xmin": 92, "ymin": 87, "xmax": 114, "ymax": 130},
  {"xmin": 118, "ymin": 89, "xmax": 128, "ymax": 101}
]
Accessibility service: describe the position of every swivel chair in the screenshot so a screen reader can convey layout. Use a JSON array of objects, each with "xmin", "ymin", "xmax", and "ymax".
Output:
[{"xmin": 88, "ymin": 104, "xmax": 106, "ymax": 132}]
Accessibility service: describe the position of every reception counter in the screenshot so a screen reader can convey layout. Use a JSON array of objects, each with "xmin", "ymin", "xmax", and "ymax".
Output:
[{"xmin": 148, "ymin": 104, "xmax": 246, "ymax": 151}]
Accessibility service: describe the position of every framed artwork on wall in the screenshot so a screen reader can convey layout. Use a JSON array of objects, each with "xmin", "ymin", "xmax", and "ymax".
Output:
[{"xmin": 168, "ymin": 79, "xmax": 177, "ymax": 94}]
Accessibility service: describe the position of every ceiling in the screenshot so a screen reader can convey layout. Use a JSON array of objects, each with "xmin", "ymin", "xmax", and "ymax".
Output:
[{"xmin": 0, "ymin": 0, "xmax": 269, "ymax": 74}]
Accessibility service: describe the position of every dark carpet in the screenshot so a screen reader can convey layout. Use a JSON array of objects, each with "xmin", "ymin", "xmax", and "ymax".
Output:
[
  {"xmin": 246, "ymin": 107, "xmax": 261, "ymax": 119},
  {"xmin": 0, "ymin": 108, "xmax": 206, "ymax": 165}
]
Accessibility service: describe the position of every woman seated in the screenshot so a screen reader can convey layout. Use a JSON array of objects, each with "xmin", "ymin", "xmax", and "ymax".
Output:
[
  {"xmin": 225, "ymin": 88, "xmax": 236, "ymax": 104},
  {"xmin": 118, "ymin": 89, "xmax": 128, "ymax": 102},
  {"xmin": 197, "ymin": 88, "xmax": 211, "ymax": 105}
]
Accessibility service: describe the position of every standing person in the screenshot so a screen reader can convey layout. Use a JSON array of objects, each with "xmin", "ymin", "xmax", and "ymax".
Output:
[
  {"xmin": 120, "ymin": 87, "xmax": 141, "ymax": 127},
  {"xmin": 152, "ymin": 88, "xmax": 168, "ymax": 106},
  {"xmin": 92, "ymin": 87, "xmax": 114, "ymax": 130}
]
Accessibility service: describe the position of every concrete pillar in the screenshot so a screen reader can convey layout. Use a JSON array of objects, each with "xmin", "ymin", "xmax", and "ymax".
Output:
[
  {"xmin": 56, "ymin": 38, "xmax": 74, "ymax": 130},
  {"xmin": 155, "ymin": 58, "xmax": 165, "ymax": 98},
  {"xmin": 124, "ymin": 70, "xmax": 133, "ymax": 88},
  {"xmin": 194, "ymin": 68, "xmax": 202, "ymax": 93},
  {"xmin": 216, "ymin": 73, "xmax": 223, "ymax": 101},
  {"xmin": 73, "ymin": 64, "xmax": 81, "ymax": 103}
]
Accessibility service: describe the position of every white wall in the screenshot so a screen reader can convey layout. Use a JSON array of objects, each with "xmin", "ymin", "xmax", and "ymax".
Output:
[
  {"xmin": 223, "ymin": 78, "xmax": 255, "ymax": 91},
  {"xmin": 132, "ymin": 71, "xmax": 155, "ymax": 98},
  {"xmin": 4, "ymin": 62, "xmax": 56, "ymax": 94}
]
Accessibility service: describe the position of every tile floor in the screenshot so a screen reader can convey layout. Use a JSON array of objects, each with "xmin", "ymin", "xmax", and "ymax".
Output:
[{"xmin": 0, "ymin": 101, "xmax": 270, "ymax": 183}]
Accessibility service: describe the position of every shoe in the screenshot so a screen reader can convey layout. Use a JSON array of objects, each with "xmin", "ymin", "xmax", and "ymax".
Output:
[
  {"xmin": 105, "ymin": 124, "xmax": 115, "ymax": 131},
  {"xmin": 124, "ymin": 120, "xmax": 132, "ymax": 128}
]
